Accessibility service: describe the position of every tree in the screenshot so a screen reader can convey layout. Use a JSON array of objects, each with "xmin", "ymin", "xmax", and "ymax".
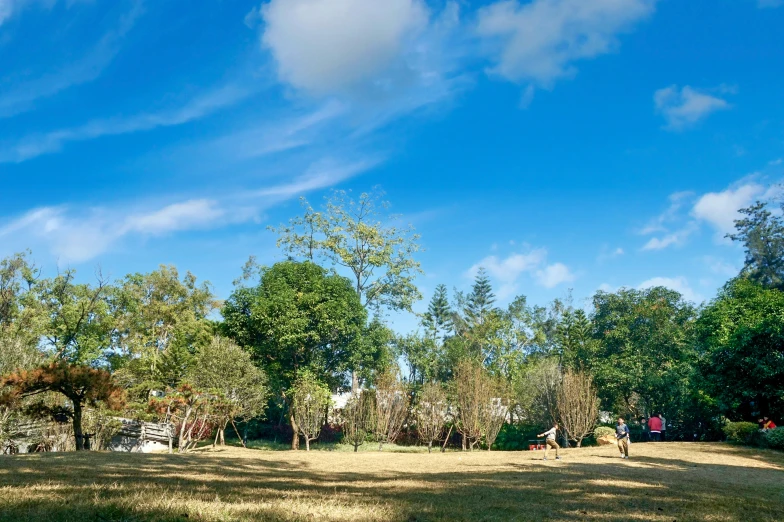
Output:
[
  {"xmin": 374, "ymin": 370, "xmax": 408, "ymax": 450},
  {"xmin": 423, "ymin": 284, "xmax": 453, "ymax": 342},
  {"xmin": 110, "ymin": 266, "xmax": 217, "ymax": 400},
  {"xmin": 696, "ymin": 278, "xmax": 784, "ymax": 419},
  {"xmin": 453, "ymin": 359, "xmax": 493, "ymax": 450},
  {"xmin": 727, "ymin": 200, "xmax": 784, "ymax": 290},
  {"xmin": 0, "ymin": 252, "xmax": 44, "ymax": 350},
  {"xmin": 149, "ymin": 383, "xmax": 212, "ymax": 453},
  {"xmin": 415, "ymin": 382, "xmax": 448, "ymax": 453},
  {"xmin": 222, "ymin": 260, "xmax": 366, "ymax": 448},
  {"xmin": 396, "ymin": 332, "xmax": 445, "ymax": 386},
  {"xmin": 557, "ymin": 369, "xmax": 599, "ymax": 447},
  {"xmin": 38, "ymin": 271, "xmax": 113, "ymax": 365},
  {"xmin": 589, "ymin": 287, "xmax": 696, "ymax": 417},
  {"xmin": 290, "ymin": 371, "xmax": 332, "ymax": 451},
  {"xmin": 342, "ymin": 390, "xmax": 376, "ymax": 452},
  {"xmin": 189, "ymin": 336, "xmax": 268, "ymax": 447},
  {"xmin": 1, "ymin": 361, "xmax": 124, "ymax": 450},
  {"xmin": 271, "ymin": 190, "xmax": 423, "ymax": 313}
]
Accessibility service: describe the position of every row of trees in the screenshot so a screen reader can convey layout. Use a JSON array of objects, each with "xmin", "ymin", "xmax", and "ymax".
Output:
[{"xmin": 1, "ymin": 188, "xmax": 783, "ymax": 452}]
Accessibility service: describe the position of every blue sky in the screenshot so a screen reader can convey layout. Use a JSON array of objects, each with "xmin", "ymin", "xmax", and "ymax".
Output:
[{"xmin": 1, "ymin": 0, "xmax": 783, "ymax": 331}]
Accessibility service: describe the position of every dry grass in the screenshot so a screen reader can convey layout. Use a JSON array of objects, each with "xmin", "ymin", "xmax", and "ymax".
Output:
[{"xmin": 1, "ymin": 442, "xmax": 783, "ymax": 521}]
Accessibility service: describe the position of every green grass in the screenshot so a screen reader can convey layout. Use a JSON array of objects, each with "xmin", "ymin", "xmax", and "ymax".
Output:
[{"xmin": 1, "ymin": 442, "xmax": 783, "ymax": 521}]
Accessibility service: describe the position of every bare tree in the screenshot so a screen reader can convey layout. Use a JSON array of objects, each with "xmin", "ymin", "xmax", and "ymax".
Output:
[
  {"xmin": 557, "ymin": 369, "xmax": 600, "ymax": 447},
  {"xmin": 415, "ymin": 382, "xmax": 448, "ymax": 453},
  {"xmin": 374, "ymin": 371, "xmax": 408, "ymax": 450},
  {"xmin": 482, "ymin": 382, "xmax": 509, "ymax": 451},
  {"xmin": 290, "ymin": 371, "xmax": 332, "ymax": 451},
  {"xmin": 342, "ymin": 390, "xmax": 376, "ymax": 452},
  {"xmin": 453, "ymin": 360, "xmax": 493, "ymax": 451}
]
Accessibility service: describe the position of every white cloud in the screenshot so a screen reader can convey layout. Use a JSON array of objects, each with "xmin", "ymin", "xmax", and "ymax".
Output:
[
  {"xmin": 654, "ymin": 85, "xmax": 730, "ymax": 131},
  {"xmin": 639, "ymin": 190, "xmax": 693, "ymax": 235},
  {"xmin": 0, "ymin": 157, "xmax": 372, "ymax": 263},
  {"xmin": 535, "ymin": 262, "xmax": 576, "ymax": 288},
  {"xmin": 638, "ymin": 276, "xmax": 703, "ymax": 303},
  {"xmin": 261, "ymin": 0, "xmax": 429, "ymax": 95},
  {"xmin": 0, "ymin": 1, "xmax": 143, "ymax": 118},
  {"xmin": 476, "ymin": 0, "xmax": 656, "ymax": 87},
  {"xmin": 703, "ymin": 256, "xmax": 740, "ymax": 277},
  {"xmin": 468, "ymin": 249, "xmax": 547, "ymax": 283},
  {"xmin": 0, "ymin": 84, "xmax": 250, "ymax": 163},
  {"xmin": 692, "ymin": 182, "xmax": 765, "ymax": 236},
  {"xmin": 758, "ymin": 0, "xmax": 784, "ymax": 8},
  {"xmin": 641, "ymin": 224, "xmax": 696, "ymax": 251},
  {"xmin": 466, "ymin": 247, "xmax": 575, "ymax": 298}
]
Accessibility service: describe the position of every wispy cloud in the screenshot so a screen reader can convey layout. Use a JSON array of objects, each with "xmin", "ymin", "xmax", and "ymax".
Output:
[
  {"xmin": 654, "ymin": 85, "xmax": 732, "ymax": 131},
  {"xmin": 476, "ymin": 0, "xmax": 656, "ymax": 94},
  {"xmin": 641, "ymin": 224, "xmax": 697, "ymax": 251},
  {"xmin": 0, "ymin": 157, "xmax": 373, "ymax": 263},
  {"xmin": 691, "ymin": 181, "xmax": 766, "ymax": 238},
  {"xmin": 0, "ymin": 84, "xmax": 251, "ymax": 163},
  {"xmin": 0, "ymin": 1, "xmax": 144, "ymax": 118},
  {"xmin": 758, "ymin": 0, "xmax": 784, "ymax": 8}
]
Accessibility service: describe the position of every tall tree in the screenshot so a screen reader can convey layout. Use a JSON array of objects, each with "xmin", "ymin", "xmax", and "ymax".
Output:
[
  {"xmin": 590, "ymin": 287, "xmax": 696, "ymax": 417},
  {"xmin": 423, "ymin": 284, "xmax": 453, "ymax": 341},
  {"xmin": 727, "ymin": 200, "xmax": 784, "ymax": 289},
  {"xmin": 466, "ymin": 268, "xmax": 496, "ymax": 327},
  {"xmin": 221, "ymin": 261, "xmax": 366, "ymax": 449},
  {"xmin": 696, "ymin": 278, "xmax": 784, "ymax": 419},
  {"xmin": 38, "ymin": 271, "xmax": 113, "ymax": 365},
  {"xmin": 271, "ymin": 189, "xmax": 423, "ymax": 312}
]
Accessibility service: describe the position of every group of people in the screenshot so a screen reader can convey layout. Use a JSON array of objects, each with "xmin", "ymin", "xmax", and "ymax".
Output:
[
  {"xmin": 536, "ymin": 417, "xmax": 633, "ymax": 460},
  {"xmin": 642, "ymin": 413, "xmax": 667, "ymax": 441},
  {"xmin": 535, "ymin": 415, "xmax": 659, "ymax": 461},
  {"xmin": 758, "ymin": 416, "xmax": 777, "ymax": 431}
]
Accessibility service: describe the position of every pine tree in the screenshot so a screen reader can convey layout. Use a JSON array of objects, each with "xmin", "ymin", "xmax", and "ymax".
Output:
[
  {"xmin": 466, "ymin": 268, "xmax": 495, "ymax": 327},
  {"xmin": 423, "ymin": 284, "xmax": 453, "ymax": 339}
]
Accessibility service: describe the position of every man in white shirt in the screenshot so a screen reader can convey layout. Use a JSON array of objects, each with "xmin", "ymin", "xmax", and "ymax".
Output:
[{"xmin": 537, "ymin": 422, "xmax": 561, "ymax": 460}]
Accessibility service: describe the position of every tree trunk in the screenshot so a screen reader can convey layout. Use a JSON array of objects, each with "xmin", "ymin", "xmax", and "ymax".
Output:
[
  {"xmin": 351, "ymin": 371, "xmax": 359, "ymax": 393},
  {"xmin": 305, "ymin": 438, "xmax": 310, "ymax": 451},
  {"xmin": 461, "ymin": 432, "xmax": 466, "ymax": 451},
  {"xmin": 178, "ymin": 405, "xmax": 192, "ymax": 453},
  {"xmin": 290, "ymin": 412, "xmax": 299, "ymax": 450},
  {"xmin": 427, "ymin": 441, "xmax": 432, "ymax": 454},
  {"xmin": 72, "ymin": 400, "xmax": 84, "ymax": 451},
  {"xmin": 219, "ymin": 427, "xmax": 225, "ymax": 446},
  {"xmin": 231, "ymin": 420, "xmax": 246, "ymax": 448},
  {"xmin": 354, "ymin": 443, "xmax": 359, "ymax": 452}
]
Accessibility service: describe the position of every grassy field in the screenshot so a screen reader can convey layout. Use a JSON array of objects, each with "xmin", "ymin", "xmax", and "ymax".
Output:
[{"xmin": 1, "ymin": 443, "xmax": 782, "ymax": 521}]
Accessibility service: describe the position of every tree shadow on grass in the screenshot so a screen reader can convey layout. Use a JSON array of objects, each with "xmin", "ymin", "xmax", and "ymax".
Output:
[{"xmin": 0, "ymin": 445, "xmax": 782, "ymax": 521}]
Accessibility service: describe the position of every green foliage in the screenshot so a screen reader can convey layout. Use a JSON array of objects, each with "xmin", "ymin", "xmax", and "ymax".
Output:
[
  {"xmin": 765, "ymin": 428, "xmax": 784, "ymax": 450},
  {"xmin": 727, "ymin": 200, "xmax": 784, "ymax": 290},
  {"xmin": 723, "ymin": 421, "xmax": 759, "ymax": 444},
  {"xmin": 270, "ymin": 190, "xmax": 423, "ymax": 313},
  {"xmin": 423, "ymin": 284, "xmax": 452, "ymax": 342},
  {"xmin": 594, "ymin": 426, "xmax": 615, "ymax": 438},
  {"xmin": 222, "ymin": 260, "xmax": 367, "ymax": 393},
  {"xmin": 696, "ymin": 278, "xmax": 784, "ymax": 419},
  {"xmin": 492, "ymin": 423, "xmax": 540, "ymax": 451},
  {"xmin": 290, "ymin": 370, "xmax": 331, "ymax": 450},
  {"xmin": 588, "ymin": 287, "xmax": 696, "ymax": 416}
]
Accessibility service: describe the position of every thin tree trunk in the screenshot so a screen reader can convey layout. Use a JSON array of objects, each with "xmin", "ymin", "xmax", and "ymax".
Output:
[
  {"xmin": 290, "ymin": 412, "xmax": 300, "ymax": 450},
  {"xmin": 428, "ymin": 441, "xmax": 432, "ymax": 454},
  {"xmin": 219, "ymin": 427, "xmax": 225, "ymax": 446},
  {"xmin": 72, "ymin": 400, "xmax": 84, "ymax": 451},
  {"xmin": 213, "ymin": 428, "xmax": 220, "ymax": 448},
  {"xmin": 442, "ymin": 424, "xmax": 453, "ymax": 453},
  {"xmin": 231, "ymin": 420, "xmax": 246, "ymax": 448},
  {"xmin": 305, "ymin": 438, "xmax": 310, "ymax": 451}
]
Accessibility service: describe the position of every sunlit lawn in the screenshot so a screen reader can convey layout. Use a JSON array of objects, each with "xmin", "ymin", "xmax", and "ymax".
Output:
[{"xmin": 1, "ymin": 442, "xmax": 782, "ymax": 521}]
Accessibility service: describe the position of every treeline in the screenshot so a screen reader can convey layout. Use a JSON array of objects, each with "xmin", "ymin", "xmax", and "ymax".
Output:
[{"xmin": 1, "ymin": 190, "xmax": 783, "ymax": 453}]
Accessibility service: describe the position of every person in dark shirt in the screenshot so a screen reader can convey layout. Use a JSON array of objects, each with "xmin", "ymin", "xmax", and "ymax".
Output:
[{"xmin": 616, "ymin": 417, "xmax": 630, "ymax": 459}]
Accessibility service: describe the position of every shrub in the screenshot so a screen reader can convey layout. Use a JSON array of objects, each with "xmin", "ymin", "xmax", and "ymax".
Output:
[
  {"xmin": 765, "ymin": 428, "xmax": 784, "ymax": 450},
  {"xmin": 493, "ymin": 423, "xmax": 540, "ymax": 451},
  {"xmin": 723, "ymin": 421, "xmax": 758, "ymax": 444},
  {"xmin": 594, "ymin": 426, "xmax": 615, "ymax": 439}
]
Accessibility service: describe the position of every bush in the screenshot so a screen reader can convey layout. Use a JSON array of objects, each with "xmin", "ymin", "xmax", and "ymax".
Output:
[
  {"xmin": 765, "ymin": 428, "xmax": 784, "ymax": 450},
  {"xmin": 723, "ymin": 421, "xmax": 758, "ymax": 444},
  {"xmin": 594, "ymin": 426, "xmax": 615, "ymax": 439},
  {"xmin": 493, "ymin": 423, "xmax": 540, "ymax": 451}
]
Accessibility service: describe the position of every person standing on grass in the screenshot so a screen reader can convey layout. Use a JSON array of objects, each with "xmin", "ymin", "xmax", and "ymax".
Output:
[
  {"xmin": 648, "ymin": 412, "xmax": 662, "ymax": 442},
  {"xmin": 537, "ymin": 423, "xmax": 561, "ymax": 461},
  {"xmin": 616, "ymin": 417, "xmax": 630, "ymax": 459},
  {"xmin": 659, "ymin": 413, "xmax": 667, "ymax": 441}
]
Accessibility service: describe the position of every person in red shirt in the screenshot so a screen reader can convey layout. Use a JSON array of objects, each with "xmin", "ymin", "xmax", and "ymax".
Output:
[
  {"xmin": 763, "ymin": 417, "xmax": 777, "ymax": 430},
  {"xmin": 648, "ymin": 413, "xmax": 662, "ymax": 441}
]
